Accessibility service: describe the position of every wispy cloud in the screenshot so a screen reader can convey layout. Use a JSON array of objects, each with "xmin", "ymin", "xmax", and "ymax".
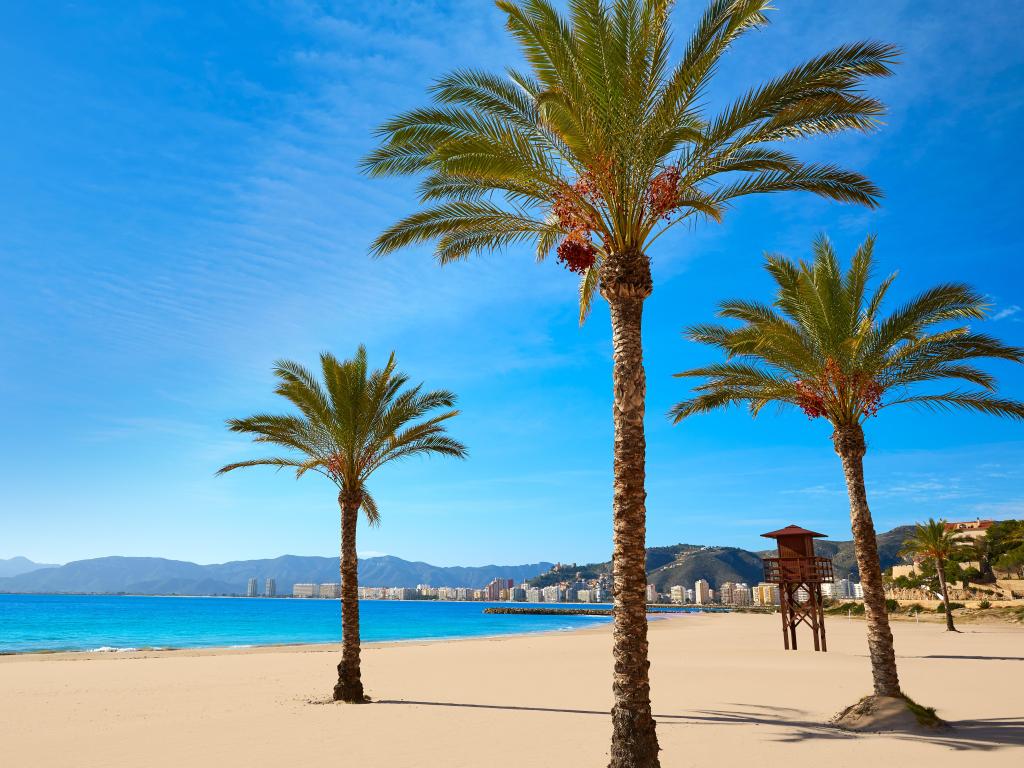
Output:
[{"xmin": 992, "ymin": 305, "xmax": 1021, "ymax": 321}]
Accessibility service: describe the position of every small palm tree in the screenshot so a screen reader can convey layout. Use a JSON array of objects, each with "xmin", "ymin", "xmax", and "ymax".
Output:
[
  {"xmin": 218, "ymin": 347, "xmax": 467, "ymax": 702},
  {"xmin": 900, "ymin": 520, "xmax": 970, "ymax": 631},
  {"xmin": 363, "ymin": 3, "xmax": 896, "ymax": 763},
  {"xmin": 671, "ymin": 235, "xmax": 1024, "ymax": 698}
]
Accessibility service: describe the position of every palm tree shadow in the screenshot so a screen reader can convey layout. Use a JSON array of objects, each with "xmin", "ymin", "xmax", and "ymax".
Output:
[
  {"xmin": 376, "ymin": 700, "xmax": 1024, "ymax": 750},
  {"xmin": 676, "ymin": 705, "xmax": 1024, "ymax": 751}
]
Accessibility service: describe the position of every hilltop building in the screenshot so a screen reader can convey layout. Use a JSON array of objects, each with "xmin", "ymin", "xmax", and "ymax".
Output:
[{"xmin": 944, "ymin": 518, "xmax": 994, "ymax": 540}]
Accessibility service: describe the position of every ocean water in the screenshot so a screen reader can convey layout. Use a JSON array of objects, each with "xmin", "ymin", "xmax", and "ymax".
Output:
[{"xmin": 0, "ymin": 594, "xmax": 627, "ymax": 653}]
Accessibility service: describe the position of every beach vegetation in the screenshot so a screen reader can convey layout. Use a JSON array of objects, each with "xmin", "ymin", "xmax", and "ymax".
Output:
[
  {"xmin": 671, "ymin": 235, "xmax": 1024, "ymax": 695},
  {"xmin": 901, "ymin": 520, "xmax": 972, "ymax": 631},
  {"xmin": 217, "ymin": 347, "xmax": 467, "ymax": 702},
  {"xmin": 362, "ymin": 2, "xmax": 896, "ymax": 762}
]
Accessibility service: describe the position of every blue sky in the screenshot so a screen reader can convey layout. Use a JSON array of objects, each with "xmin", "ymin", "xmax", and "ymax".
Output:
[{"xmin": 2, "ymin": 1, "xmax": 1022, "ymax": 567}]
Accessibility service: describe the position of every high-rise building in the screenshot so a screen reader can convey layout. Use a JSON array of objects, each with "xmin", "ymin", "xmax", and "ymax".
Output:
[
  {"xmin": 669, "ymin": 585, "xmax": 685, "ymax": 604},
  {"xmin": 541, "ymin": 585, "xmax": 564, "ymax": 603},
  {"xmin": 693, "ymin": 579, "xmax": 711, "ymax": 605},
  {"xmin": 646, "ymin": 584, "xmax": 657, "ymax": 603},
  {"xmin": 293, "ymin": 583, "xmax": 318, "ymax": 598},
  {"xmin": 246, "ymin": 578, "xmax": 258, "ymax": 598},
  {"xmin": 508, "ymin": 586, "xmax": 526, "ymax": 602},
  {"xmin": 525, "ymin": 587, "xmax": 543, "ymax": 603},
  {"xmin": 732, "ymin": 583, "xmax": 752, "ymax": 606},
  {"xmin": 264, "ymin": 578, "xmax": 276, "ymax": 597},
  {"xmin": 319, "ymin": 583, "xmax": 341, "ymax": 599},
  {"xmin": 719, "ymin": 582, "xmax": 752, "ymax": 605},
  {"xmin": 485, "ymin": 578, "xmax": 504, "ymax": 601},
  {"xmin": 753, "ymin": 582, "xmax": 780, "ymax": 606}
]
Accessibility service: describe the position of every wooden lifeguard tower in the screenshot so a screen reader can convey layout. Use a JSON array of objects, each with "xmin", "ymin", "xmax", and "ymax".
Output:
[{"xmin": 761, "ymin": 525, "xmax": 834, "ymax": 652}]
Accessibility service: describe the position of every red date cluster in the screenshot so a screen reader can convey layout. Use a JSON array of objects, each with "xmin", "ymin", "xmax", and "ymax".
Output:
[
  {"xmin": 551, "ymin": 161, "xmax": 684, "ymax": 274},
  {"xmin": 794, "ymin": 359, "xmax": 883, "ymax": 420}
]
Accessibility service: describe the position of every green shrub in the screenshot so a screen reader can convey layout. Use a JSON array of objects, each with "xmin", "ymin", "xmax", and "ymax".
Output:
[
  {"xmin": 885, "ymin": 598, "xmax": 900, "ymax": 612},
  {"xmin": 936, "ymin": 601, "xmax": 965, "ymax": 613},
  {"xmin": 906, "ymin": 603, "xmax": 924, "ymax": 614},
  {"xmin": 979, "ymin": 600, "xmax": 991, "ymax": 610}
]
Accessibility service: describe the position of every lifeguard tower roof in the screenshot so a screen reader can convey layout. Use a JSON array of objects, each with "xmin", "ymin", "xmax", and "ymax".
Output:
[{"xmin": 761, "ymin": 525, "xmax": 827, "ymax": 539}]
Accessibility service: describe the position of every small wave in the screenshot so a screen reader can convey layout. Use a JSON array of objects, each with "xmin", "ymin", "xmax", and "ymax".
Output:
[{"xmin": 89, "ymin": 646, "xmax": 140, "ymax": 653}]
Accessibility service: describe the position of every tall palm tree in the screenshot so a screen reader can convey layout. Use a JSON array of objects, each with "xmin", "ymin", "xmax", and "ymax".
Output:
[
  {"xmin": 900, "ymin": 519, "xmax": 970, "ymax": 631},
  {"xmin": 363, "ymin": 2, "xmax": 895, "ymax": 763},
  {"xmin": 671, "ymin": 235, "xmax": 1024, "ymax": 700},
  {"xmin": 217, "ymin": 347, "xmax": 467, "ymax": 702}
]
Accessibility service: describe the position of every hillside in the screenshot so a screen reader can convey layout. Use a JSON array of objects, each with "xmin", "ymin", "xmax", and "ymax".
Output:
[
  {"xmin": 0, "ymin": 557, "xmax": 58, "ymax": 578},
  {"xmin": 530, "ymin": 526, "xmax": 916, "ymax": 591},
  {"xmin": 0, "ymin": 555, "xmax": 553, "ymax": 596}
]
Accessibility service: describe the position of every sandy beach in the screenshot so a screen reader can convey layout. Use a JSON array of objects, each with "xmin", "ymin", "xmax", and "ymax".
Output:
[{"xmin": 2, "ymin": 612, "xmax": 1021, "ymax": 767}]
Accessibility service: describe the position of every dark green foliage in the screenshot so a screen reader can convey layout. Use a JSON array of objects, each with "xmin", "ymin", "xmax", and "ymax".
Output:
[
  {"xmin": 979, "ymin": 600, "xmax": 991, "ymax": 609},
  {"xmin": 936, "ymin": 602, "xmax": 964, "ymax": 613},
  {"xmin": 885, "ymin": 598, "xmax": 899, "ymax": 612},
  {"xmin": 995, "ymin": 547, "xmax": 1024, "ymax": 578}
]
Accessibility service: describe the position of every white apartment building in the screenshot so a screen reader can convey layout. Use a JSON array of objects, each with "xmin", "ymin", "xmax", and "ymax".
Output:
[
  {"xmin": 319, "ymin": 583, "xmax": 340, "ymax": 599},
  {"xmin": 646, "ymin": 584, "xmax": 657, "ymax": 603},
  {"xmin": 264, "ymin": 578, "xmax": 276, "ymax": 597},
  {"xmin": 720, "ymin": 582, "xmax": 752, "ymax": 606},
  {"xmin": 246, "ymin": 578, "xmax": 258, "ymax": 598},
  {"xmin": 542, "ymin": 585, "xmax": 564, "ymax": 603},
  {"xmin": 293, "ymin": 583, "xmax": 318, "ymax": 598},
  {"xmin": 669, "ymin": 585, "xmax": 686, "ymax": 604},
  {"xmin": 693, "ymin": 579, "xmax": 711, "ymax": 605},
  {"xmin": 526, "ymin": 587, "xmax": 543, "ymax": 603}
]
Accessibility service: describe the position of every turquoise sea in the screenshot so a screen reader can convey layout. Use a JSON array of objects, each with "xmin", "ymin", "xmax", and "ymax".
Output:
[{"xmin": 0, "ymin": 594, "xmax": 635, "ymax": 653}]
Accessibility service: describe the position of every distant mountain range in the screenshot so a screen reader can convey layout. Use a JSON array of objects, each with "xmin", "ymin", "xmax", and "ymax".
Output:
[
  {"xmin": 529, "ymin": 525, "xmax": 917, "ymax": 591},
  {"xmin": 0, "ymin": 555, "xmax": 553, "ymax": 596},
  {"xmin": 0, "ymin": 557, "xmax": 59, "ymax": 578},
  {"xmin": 0, "ymin": 525, "xmax": 917, "ymax": 597}
]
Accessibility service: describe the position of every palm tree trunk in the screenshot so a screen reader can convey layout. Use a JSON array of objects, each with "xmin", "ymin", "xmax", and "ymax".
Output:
[
  {"xmin": 601, "ymin": 252, "xmax": 659, "ymax": 768},
  {"xmin": 935, "ymin": 556, "xmax": 956, "ymax": 631},
  {"xmin": 833, "ymin": 425, "xmax": 901, "ymax": 698},
  {"xmin": 334, "ymin": 490, "xmax": 366, "ymax": 702}
]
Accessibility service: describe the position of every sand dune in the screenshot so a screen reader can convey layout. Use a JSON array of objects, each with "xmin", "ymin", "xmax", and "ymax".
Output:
[{"xmin": 2, "ymin": 612, "xmax": 1021, "ymax": 767}]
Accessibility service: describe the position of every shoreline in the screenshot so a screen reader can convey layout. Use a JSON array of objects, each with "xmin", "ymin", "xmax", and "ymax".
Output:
[{"xmin": 0, "ymin": 613, "xmax": 623, "ymax": 663}]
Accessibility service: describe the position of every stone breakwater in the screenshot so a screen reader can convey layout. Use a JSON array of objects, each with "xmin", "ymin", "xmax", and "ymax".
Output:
[
  {"xmin": 483, "ymin": 607, "xmax": 614, "ymax": 616},
  {"xmin": 482, "ymin": 607, "xmax": 733, "ymax": 616}
]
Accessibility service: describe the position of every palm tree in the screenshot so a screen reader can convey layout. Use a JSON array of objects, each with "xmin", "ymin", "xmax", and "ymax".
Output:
[
  {"xmin": 671, "ymin": 235, "xmax": 1024, "ymax": 700},
  {"xmin": 218, "ymin": 347, "xmax": 467, "ymax": 702},
  {"xmin": 363, "ymin": 2, "xmax": 896, "ymax": 763},
  {"xmin": 900, "ymin": 520, "xmax": 970, "ymax": 631}
]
